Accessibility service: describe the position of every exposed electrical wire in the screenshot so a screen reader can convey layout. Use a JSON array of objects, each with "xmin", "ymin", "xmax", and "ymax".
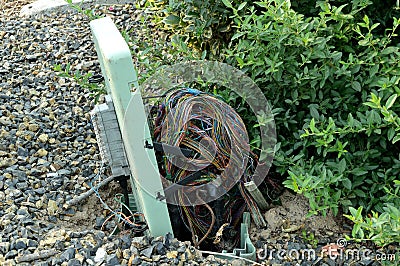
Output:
[
  {"xmin": 151, "ymin": 88, "xmax": 266, "ymax": 250},
  {"xmin": 89, "ymin": 162, "xmax": 147, "ymax": 233}
]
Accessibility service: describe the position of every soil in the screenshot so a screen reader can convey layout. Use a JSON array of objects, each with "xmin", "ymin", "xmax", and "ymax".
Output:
[
  {"xmin": 249, "ymin": 190, "xmax": 345, "ymax": 247},
  {"xmin": 57, "ymin": 182, "xmax": 124, "ymax": 232}
]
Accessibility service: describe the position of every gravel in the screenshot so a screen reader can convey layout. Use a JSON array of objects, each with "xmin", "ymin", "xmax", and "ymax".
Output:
[
  {"xmin": 0, "ymin": 1, "xmax": 399, "ymax": 266},
  {"xmin": 1, "ymin": 1, "xmax": 212, "ymax": 265}
]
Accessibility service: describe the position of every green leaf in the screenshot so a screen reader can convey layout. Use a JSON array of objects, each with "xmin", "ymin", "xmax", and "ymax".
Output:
[
  {"xmin": 237, "ymin": 2, "xmax": 247, "ymax": 11},
  {"xmin": 310, "ymin": 105, "xmax": 319, "ymax": 119},
  {"xmin": 381, "ymin": 47, "xmax": 399, "ymax": 55},
  {"xmin": 387, "ymin": 128, "xmax": 395, "ymax": 141},
  {"xmin": 352, "ymin": 168, "xmax": 368, "ymax": 176},
  {"xmin": 352, "ymin": 223, "xmax": 361, "ymax": 237},
  {"xmin": 385, "ymin": 94, "xmax": 398, "ymax": 109},
  {"xmin": 358, "ymin": 39, "xmax": 369, "ymax": 46},
  {"xmin": 363, "ymin": 15, "xmax": 370, "ymax": 27},
  {"xmin": 232, "ymin": 31, "xmax": 246, "ymax": 41},
  {"xmin": 221, "ymin": 0, "xmax": 233, "ymax": 9},
  {"xmin": 309, "ymin": 118, "xmax": 316, "ymax": 132},
  {"xmin": 356, "ymin": 206, "xmax": 363, "ymax": 219},
  {"xmin": 163, "ymin": 15, "xmax": 180, "ymax": 25},
  {"xmin": 363, "ymin": 102, "xmax": 377, "ymax": 108},
  {"xmin": 392, "ymin": 135, "xmax": 400, "ymax": 144},
  {"xmin": 338, "ymin": 159, "xmax": 346, "ymax": 174},
  {"xmin": 370, "ymin": 23, "xmax": 380, "ymax": 31},
  {"xmin": 352, "ymin": 81, "xmax": 361, "ymax": 92},
  {"xmin": 354, "ymin": 189, "xmax": 366, "ymax": 197},
  {"xmin": 236, "ymin": 56, "xmax": 244, "ymax": 66},
  {"xmin": 335, "ymin": 4, "xmax": 348, "ymax": 15},
  {"xmin": 343, "ymin": 178, "xmax": 352, "ymax": 190},
  {"xmin": 349, "ymin": 207, "xmax": 358, "ymax": 217},
  {"xmin": 369, "ymin": 64, "xmax": 379, "ymax": 77}
]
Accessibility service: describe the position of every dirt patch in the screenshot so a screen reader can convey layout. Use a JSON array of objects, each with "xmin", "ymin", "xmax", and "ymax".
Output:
[
  {"xmin": 57, "ymin": 182, "xmax": 123, "ymax": 232},
  {"xmin": 252, "ymin": 190, "xmax": 340, "ymax": 241}
]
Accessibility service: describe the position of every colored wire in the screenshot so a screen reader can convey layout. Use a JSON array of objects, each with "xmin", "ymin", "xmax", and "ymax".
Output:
[
  {"xmin": 89, "ymin": 162, "xmax": 147, "ymax": 232},
  {"xmin": 151, "ymin": 88, "xmax": 265, "ymax": 249}
]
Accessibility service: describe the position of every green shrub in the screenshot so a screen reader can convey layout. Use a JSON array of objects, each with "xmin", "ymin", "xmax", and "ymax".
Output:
[
  {"xmin": 143, "ymin": 0, "xmax": 254, "ymax": 56},
  {"xmin": 143, "ymin": 0, "xmax": 400, "ymax": 246},
  {"xmin": 221, "ymin": 0, "xmax": 400, "ymax": 213},
  {"xmin": 292, "ymin": 0, "xmax": 400, "ymax": 30},
  {"xmin": 343, "ymin": 179, "xmax": 399, "ymax": 246}
]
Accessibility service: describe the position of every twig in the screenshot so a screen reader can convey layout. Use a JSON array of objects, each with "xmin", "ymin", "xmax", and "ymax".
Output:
[
  {"xmin": 63, "ymin": 175, "xmax": 115, "ymax": 209},
  {"xmin": 15, "ymin": 249, "xmax": 59, "ymax": 263}
]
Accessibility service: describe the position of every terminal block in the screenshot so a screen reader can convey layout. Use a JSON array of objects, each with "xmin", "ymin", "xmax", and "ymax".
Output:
[{"xmin": 90, "ymin": 95, "xmax": 130, "ymax": 177}]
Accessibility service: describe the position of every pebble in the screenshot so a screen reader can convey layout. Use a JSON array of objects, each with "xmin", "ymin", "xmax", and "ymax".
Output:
[
  {"xmin": 38, "ymin": 133, "xmax": 49, "ymax": 143},
  {"xmin": 60, "ymin": 247, "xmax": 75, "ymax": 261},
  {"xmin": 67, "ymin": 259, "xmax": 81, "ymax": 266},
  {"xmin": 94, "ymin": 247, "xmax": 106, "ymax": 263},
  {"xmin": 106, "ymin": 254, "xmax": 120, "ymax": 266}
]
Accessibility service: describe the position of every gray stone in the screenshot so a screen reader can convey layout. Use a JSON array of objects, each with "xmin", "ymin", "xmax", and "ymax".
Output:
[
  {"xmin": 94, "ymin": 217, "xmax": 105, "ymax": 230},
  {"xmin": 14, "ymin": 238, "xmax": 28, "ymax": 250},
  {"xmin": 10, "ymin": 169, "xmax": 27, "ymax": 179},
  {"xmin": 5, "ymin": 249, "xmax": 18, "ymax": 259},
  {"xmin": 120, "ymin": 234, "xmax": 131, "ymax": 250},
  {"xmin": 68, "ymin": 259, "xmax": 82, "ymax": 266},
  {"xmin": 130, "ymin": 256, "xmax": 141, "ymax": 265},
  {"xmin": 28, "ymin": 239, "xmax": 39, "ymax": 248},
  {"xmin": 0, "ymin": 242, "xmax": 10, "ymax": 254},
  {"xmin": 140, "ymin": 245, "xmax": 155, "ymax": 258},
  {"xmin": 105, "ymin": 253, "xmax": 120, "ymax": 266},
  {"xmin": 155, "ymin": 242, "xmax": 166, "ymax": 256},
  {"xmin": 16, "ymin": 208, "xmax": 29, "ymax": 216},
  {"xmin": 177, "ymin": 245, "xmax": 186, "ymax": 253},
  {"xmin": 60, "ymin": 247, "xmax": 76, "ymax": 261},
  {"xmin": 34, "ymin": 187, "xmax": 46, "ymax": 195}
]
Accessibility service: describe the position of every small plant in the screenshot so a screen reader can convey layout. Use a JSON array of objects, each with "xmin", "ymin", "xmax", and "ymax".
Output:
[
  {"xmin": 344, "ymin": 204, "xmax": 400, "ymax": 247},
  {"xmin": 344, "ymin": 179, "xmax": 400, "ymax": 247},
  {"xmin": 54, "ymin": 63, "xmax": 106, "ymax": 103},
  {"xmin": 64, "ymin": 0, "xmax": 102, "ymax": 20},
  {"xmin": 143, "ymin": 0, "xmax": 253, "ymax": 57},
  {"xmin": 301, "ymin": 229, "xmax": 319, "ymax": 248}
]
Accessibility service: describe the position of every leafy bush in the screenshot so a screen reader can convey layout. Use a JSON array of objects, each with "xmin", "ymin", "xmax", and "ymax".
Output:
[
  {"xmin": 344, "ymin": 203, "xmax": 400, "ymax": 247},
  {"xmin": 343, "ymin": 179, "xmax": 399, "ymax": 246},
  {"xmin": 139, "ymin": 0, "xmax": 400, "ymax": 246},
  {"xmin": 142, "ymin": 0, "xmax": 254, "ymax": 55},
  {"xmin": 291, "ymin": 0, "xmax": 400, "ymax": 30},
  {"xmin": 215, "ymin": 0, "xmax": 400, "ymax": 246}
]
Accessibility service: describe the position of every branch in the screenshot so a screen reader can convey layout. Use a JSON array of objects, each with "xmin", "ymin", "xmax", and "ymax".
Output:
[
  {"xmin": 16, "ymin": 249, "xmax": 58, "ymax": 263},
  {"xmin": 63, "ymin": 175, "xmax": 115, "ymax": 209}
]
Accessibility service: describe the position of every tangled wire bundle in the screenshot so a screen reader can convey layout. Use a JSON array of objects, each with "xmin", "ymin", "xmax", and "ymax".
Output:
[{"xmin": 150, "ymin": 88, "xmax": 267, "ymax": 250}]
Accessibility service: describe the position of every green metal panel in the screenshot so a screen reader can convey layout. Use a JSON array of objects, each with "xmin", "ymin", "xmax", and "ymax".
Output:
[{"xmin": 90, "ymin": 17, "xmax": 173, "ymax": 237}]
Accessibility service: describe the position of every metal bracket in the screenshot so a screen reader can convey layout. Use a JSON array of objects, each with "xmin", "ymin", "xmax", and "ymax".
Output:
[{"xmin": 222, "ymin": 212, "xmax": 256, "ymax": 261}]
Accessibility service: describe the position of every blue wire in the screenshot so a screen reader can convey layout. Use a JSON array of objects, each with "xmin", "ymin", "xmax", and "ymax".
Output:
[{"xmin": 89, "ymin": 162, "xmax": 136, "ymax": 228}]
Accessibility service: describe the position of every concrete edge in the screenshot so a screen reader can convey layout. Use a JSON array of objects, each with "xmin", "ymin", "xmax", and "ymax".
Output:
[{"xmin": 20, "ymin": 0, "xmax": 134, "ymax": 17}]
